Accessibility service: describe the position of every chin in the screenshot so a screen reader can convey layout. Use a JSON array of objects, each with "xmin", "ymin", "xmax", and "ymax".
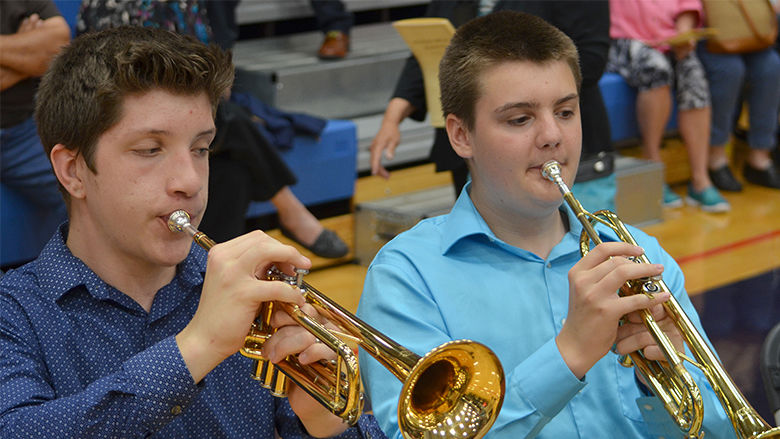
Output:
[{"xmin": 155, "ymin": 240, "xmax": 193, "ymax": 267}]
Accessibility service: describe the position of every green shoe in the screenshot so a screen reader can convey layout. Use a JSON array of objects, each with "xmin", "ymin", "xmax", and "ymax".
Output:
[
  {"xmin": 685, "ymin": 185, "xmax": 730, "ymax": 213},
  {"xmin": 662, "ymin": 184, "xmax": 683, "ymax": 208}
]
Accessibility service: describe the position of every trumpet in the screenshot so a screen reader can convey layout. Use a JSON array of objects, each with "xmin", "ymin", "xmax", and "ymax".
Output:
[
  {"xmin": 167, "ymin": 210, "xmax": 505, "ymax": 439},
  {"xmin": 541, "ymin": 160, "xmax": 780, "ymax": 439}
]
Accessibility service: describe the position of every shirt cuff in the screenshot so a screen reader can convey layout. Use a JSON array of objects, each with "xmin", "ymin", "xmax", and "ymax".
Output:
[
  {"xmin": 509, "ymin": 338, "xmax": 585, "ymax": 418},
  {"xmin": 118, "ymin": 336, "xmax": 202, "ymax": 430}
]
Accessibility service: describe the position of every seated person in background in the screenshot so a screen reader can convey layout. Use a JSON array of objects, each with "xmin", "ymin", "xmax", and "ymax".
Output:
[
  {"xmin": 0, "ymin": 0, "xmax": 69, "ymax": 221},
  {"xmin": 0, "ymin": 26, "xmax": 383, "ymax": 438},
  {"xmin": 607, "ymin": 0, "xmax": 729, "ymax": 212},
  {"xmin": 78, "ymin": 0, "xmax": 349, "ymax": 258},
  {"xmin": 696, "ymin": 25, "xmax": 780, "ymax": 190},
  {"xmin": 357, "ymin": 11, "xmax": 734, "ymax": 438},
  {"xmin": 370, "ymin": 0, "xmax": 617, "ymax": 213}
]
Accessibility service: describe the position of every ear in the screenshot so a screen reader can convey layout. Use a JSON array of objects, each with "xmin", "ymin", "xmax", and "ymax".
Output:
[
  {"xmin": 50, "ymin": 144, "xmax": 87, "ymax": 200},
  {"xmin": 445, "ymin": 113, "xmax": 473, "ymax": 160}
]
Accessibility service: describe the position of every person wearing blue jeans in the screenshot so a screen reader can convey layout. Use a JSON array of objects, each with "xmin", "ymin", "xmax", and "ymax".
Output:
[
  {"xmin": 697, "ymin": 44, "xmax": 780, "ymax": 190},
  {"xmin": 1, "ymin": 1, "xmax": 70, "ymax": 222}
]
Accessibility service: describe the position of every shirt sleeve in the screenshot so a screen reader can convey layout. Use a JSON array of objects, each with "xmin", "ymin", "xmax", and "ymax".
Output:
[
  {"xmin": 0, "ymin": 294, "xmax": 202, "ymax": 438},
  {"xmin": 357, "ymin": 252, "xmax": 585, "ymax": 439}
]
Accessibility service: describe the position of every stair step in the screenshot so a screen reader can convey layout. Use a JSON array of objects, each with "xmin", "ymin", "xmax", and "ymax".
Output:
[
  {"xmin": 235, "ymin": 0, "xmax": 428, "ymax": 25},
  {"xmin": 232, "ymin": 22, "xmax": 411, "ymax": 119}
]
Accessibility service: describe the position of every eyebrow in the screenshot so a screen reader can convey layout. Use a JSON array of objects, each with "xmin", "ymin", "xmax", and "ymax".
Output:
[
  {"xmin": 494, "ymin": 93, "xmax": 579, "ymax": 114},
  {"xmin": 133, "ymin": 127, "xmax": 216, "ymax": 139}
]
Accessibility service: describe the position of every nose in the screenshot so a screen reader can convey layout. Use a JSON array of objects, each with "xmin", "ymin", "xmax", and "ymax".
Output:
[
  {"xmin": 167, "ymin": 149, "xmax": 205, "ymax": 199},
  {"xmin": 536, "ymin": 112, "xmax": 562, "ymax": 149}
]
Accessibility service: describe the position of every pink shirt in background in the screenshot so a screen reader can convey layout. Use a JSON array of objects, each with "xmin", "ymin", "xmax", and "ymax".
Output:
[{"xmin": 609, "ymin": 0, "xmax": 703, "ymax": 51}]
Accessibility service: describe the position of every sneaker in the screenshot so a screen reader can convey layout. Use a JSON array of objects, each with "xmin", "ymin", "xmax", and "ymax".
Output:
[
  {"xmin": 685, "ymin": 185, "xmax": 730, "ymax": 213},
  {"xmin": 708, "ymin": 165, "xmax": 742, "ymax": 192},
  {"xmin": 662, "ymin": 184, "xmax": 683, "ymax": 208}
]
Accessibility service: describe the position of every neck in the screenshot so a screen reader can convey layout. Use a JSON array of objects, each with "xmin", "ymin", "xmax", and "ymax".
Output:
[
  {"xmin": 66, "ymin": 217, "xmax": 176, "ymax": 312},
  {"xmin": 472, "ymin": 196, "xmax": 567, "ymax": 260}
]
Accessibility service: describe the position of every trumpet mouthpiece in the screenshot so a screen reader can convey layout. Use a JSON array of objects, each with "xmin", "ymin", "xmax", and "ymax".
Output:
[
  {"xmin": 541, "ymin": 160, "xmax": 561, "ymax": 182},
  {"xmin": 167, "ymin": 210, "xmax": 192, "ymax": 233}
]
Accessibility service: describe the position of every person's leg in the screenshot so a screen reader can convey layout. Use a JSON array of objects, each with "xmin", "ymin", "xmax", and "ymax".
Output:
[
  {"xmin": 674, "ymin": 52, "xmax": 729, "ymax": 212},
  {"xmin": 272, "ymin": 187, "xmax": 324, "ymax": 246},
  {"xmin": 310, "ymin": 0, "xmax": 352, "ymax": 34},
  {"xmin": 607, "ymin": 39, "xmax": 681, "ymax": 207},
  {"xmin": 272, "ymin": 187, "xmax": 349, "ymax": 258},
  {"xmin": 311, "ymin": 0, "xmax": 352, "ymax": 59},
  {"xmin": 673, "ymin": 53, "xmax": 715, "ymax": 193},
  {"xmin": 0, "ymin": 117, "xmax": 67, "ymax": 218},
  {"xmin": 199, "ymin": 154, "xmax": 253, "ymax": 242},
  {"xmin": 636, "ymin": 86, "xmax": 672, "ymax": 163},
  {"xmin": 696, "ymin": 44, "xmax": 745, "ymax": 191},
  {"xmin": 743, "ymin": 49, "xmax": 780, "ymax": 171}
]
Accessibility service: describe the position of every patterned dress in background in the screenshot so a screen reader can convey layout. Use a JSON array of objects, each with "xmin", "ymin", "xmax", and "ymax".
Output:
[{"xmin": 76, "ymin": 0, "xmax": 212, "ymax": 43}]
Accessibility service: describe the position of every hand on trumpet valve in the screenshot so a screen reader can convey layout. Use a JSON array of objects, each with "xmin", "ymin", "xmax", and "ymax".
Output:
[
  {"xmin": 264, "ymin": 303, "xmax": 337, "ymax": 365},
  {"xmin": 175, "ymin": 230, "xmax": 311, "ymax": 383},
  {"xmin": 264, "ymin": 302, "xmax": 350, "ymax": 436},
  {"xmin": 616, "ymin": 303, "xmax": 685, "ymax": 363},
  {"xmin": 557, "ymin": 242, "xmax": 671, "ymax": 379}
]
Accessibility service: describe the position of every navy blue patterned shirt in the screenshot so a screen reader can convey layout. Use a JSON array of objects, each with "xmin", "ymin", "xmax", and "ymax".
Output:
[{"xmin": 0, "ymin": 223, "xmax": 384, "ymax": 438}]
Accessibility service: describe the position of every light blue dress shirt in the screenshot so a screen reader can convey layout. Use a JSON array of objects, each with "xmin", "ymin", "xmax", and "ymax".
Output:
[
  {"xmin": 0, "ymin": 223, "xmax": 384, "ymax": 439},
  {"xmin": 357, "ymin": 184, "xmax": 736, "ymax": 439}
]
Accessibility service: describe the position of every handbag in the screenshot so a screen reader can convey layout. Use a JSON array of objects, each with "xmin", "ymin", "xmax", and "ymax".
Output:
[{"xmin": 702, "ymin": 0, "xmax": 778, "ymax": 53}]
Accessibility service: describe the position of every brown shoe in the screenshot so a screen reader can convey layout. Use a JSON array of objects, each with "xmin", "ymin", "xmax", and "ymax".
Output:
[{"xmin": 317, "ymin": 30, "xmax": 349, "ymax": 60}]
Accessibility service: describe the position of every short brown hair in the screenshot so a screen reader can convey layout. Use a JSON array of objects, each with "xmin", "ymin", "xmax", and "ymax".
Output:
[
  {"xmin": 35, "ymin": 26, "xmax": 234, "ymax": 200},
  {"xmin": 439, "ymin": 11, "xmax": 581, "ymax": 131}
]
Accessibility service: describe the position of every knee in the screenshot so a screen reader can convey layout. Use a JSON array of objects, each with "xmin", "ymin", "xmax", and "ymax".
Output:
[
  {"xmin": 748, "ymin": 51, "xmax": 780, "ymax": 82},
  {"xmin": 708, "ymin": 56, "xmax": 746, "ymax": 85}
]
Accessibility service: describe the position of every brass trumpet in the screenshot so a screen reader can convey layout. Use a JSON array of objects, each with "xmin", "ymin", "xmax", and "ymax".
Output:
[
  {"xmin": 542, "ymin": 160, "xmax": 780, "ymax": 439},
  {"xmin": 167, "ymin": 210, "xmax": 505, "ymax": 439}
]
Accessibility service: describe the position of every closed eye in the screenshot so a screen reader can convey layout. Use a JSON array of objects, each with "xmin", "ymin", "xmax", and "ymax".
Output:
[
  {"xmin": 508, "ymin": 116, "xmax": 531, "ymax": 126},
  {"xmin": 134, "ymin": 147, "xmax": 161, "ymax": 156}
]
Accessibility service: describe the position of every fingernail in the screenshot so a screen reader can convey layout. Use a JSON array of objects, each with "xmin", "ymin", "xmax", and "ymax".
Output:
[{"xmin": 655, "ymin": 264, "xmax": 664, "ymax": 271}]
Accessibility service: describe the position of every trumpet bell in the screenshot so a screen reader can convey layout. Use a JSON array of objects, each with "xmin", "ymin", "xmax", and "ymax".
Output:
[{"xmin": 399, "ymin": 341, "xmax": 505, "ymax": 439}]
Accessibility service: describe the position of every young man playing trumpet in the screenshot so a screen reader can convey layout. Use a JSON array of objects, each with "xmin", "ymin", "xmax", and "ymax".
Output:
[
  {"xmin": 357, "ymin": 11, "xmax": 735, "ymax": 438},
  {"xmin": 0, "ymin": 26, "xmax": 384, "ymax": 439}
]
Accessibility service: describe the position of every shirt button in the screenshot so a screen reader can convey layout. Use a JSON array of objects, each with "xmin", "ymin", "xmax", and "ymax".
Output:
[
  {"xmin": 546, "ymin": 262, "xmax": 552, "ymax": 268},
  {"xmin": 171, "ymin": 405, "xmax": 183, "ymax": 415},
  {"xmin": 643, "ymin": 404, "xmax": 653, "ymax": 411}
]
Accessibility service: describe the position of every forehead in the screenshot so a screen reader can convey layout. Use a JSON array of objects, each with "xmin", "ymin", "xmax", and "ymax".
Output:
[
  {"xmin": 95, "ymin": 90, "xmax": 214, "ymax": 147},
  {"xmin": 475, "ymin": 60, "xmax": 578, "ymax": 102}
]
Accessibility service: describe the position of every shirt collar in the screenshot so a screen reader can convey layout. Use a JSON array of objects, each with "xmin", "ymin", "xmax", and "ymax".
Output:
[
  {"xmin": 36, "ymin": 222, "xmax": 207, "ymax": 303},
  {"xmin": 440, "ymin": 182, "xmax": 617, "ymax": 256}
]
